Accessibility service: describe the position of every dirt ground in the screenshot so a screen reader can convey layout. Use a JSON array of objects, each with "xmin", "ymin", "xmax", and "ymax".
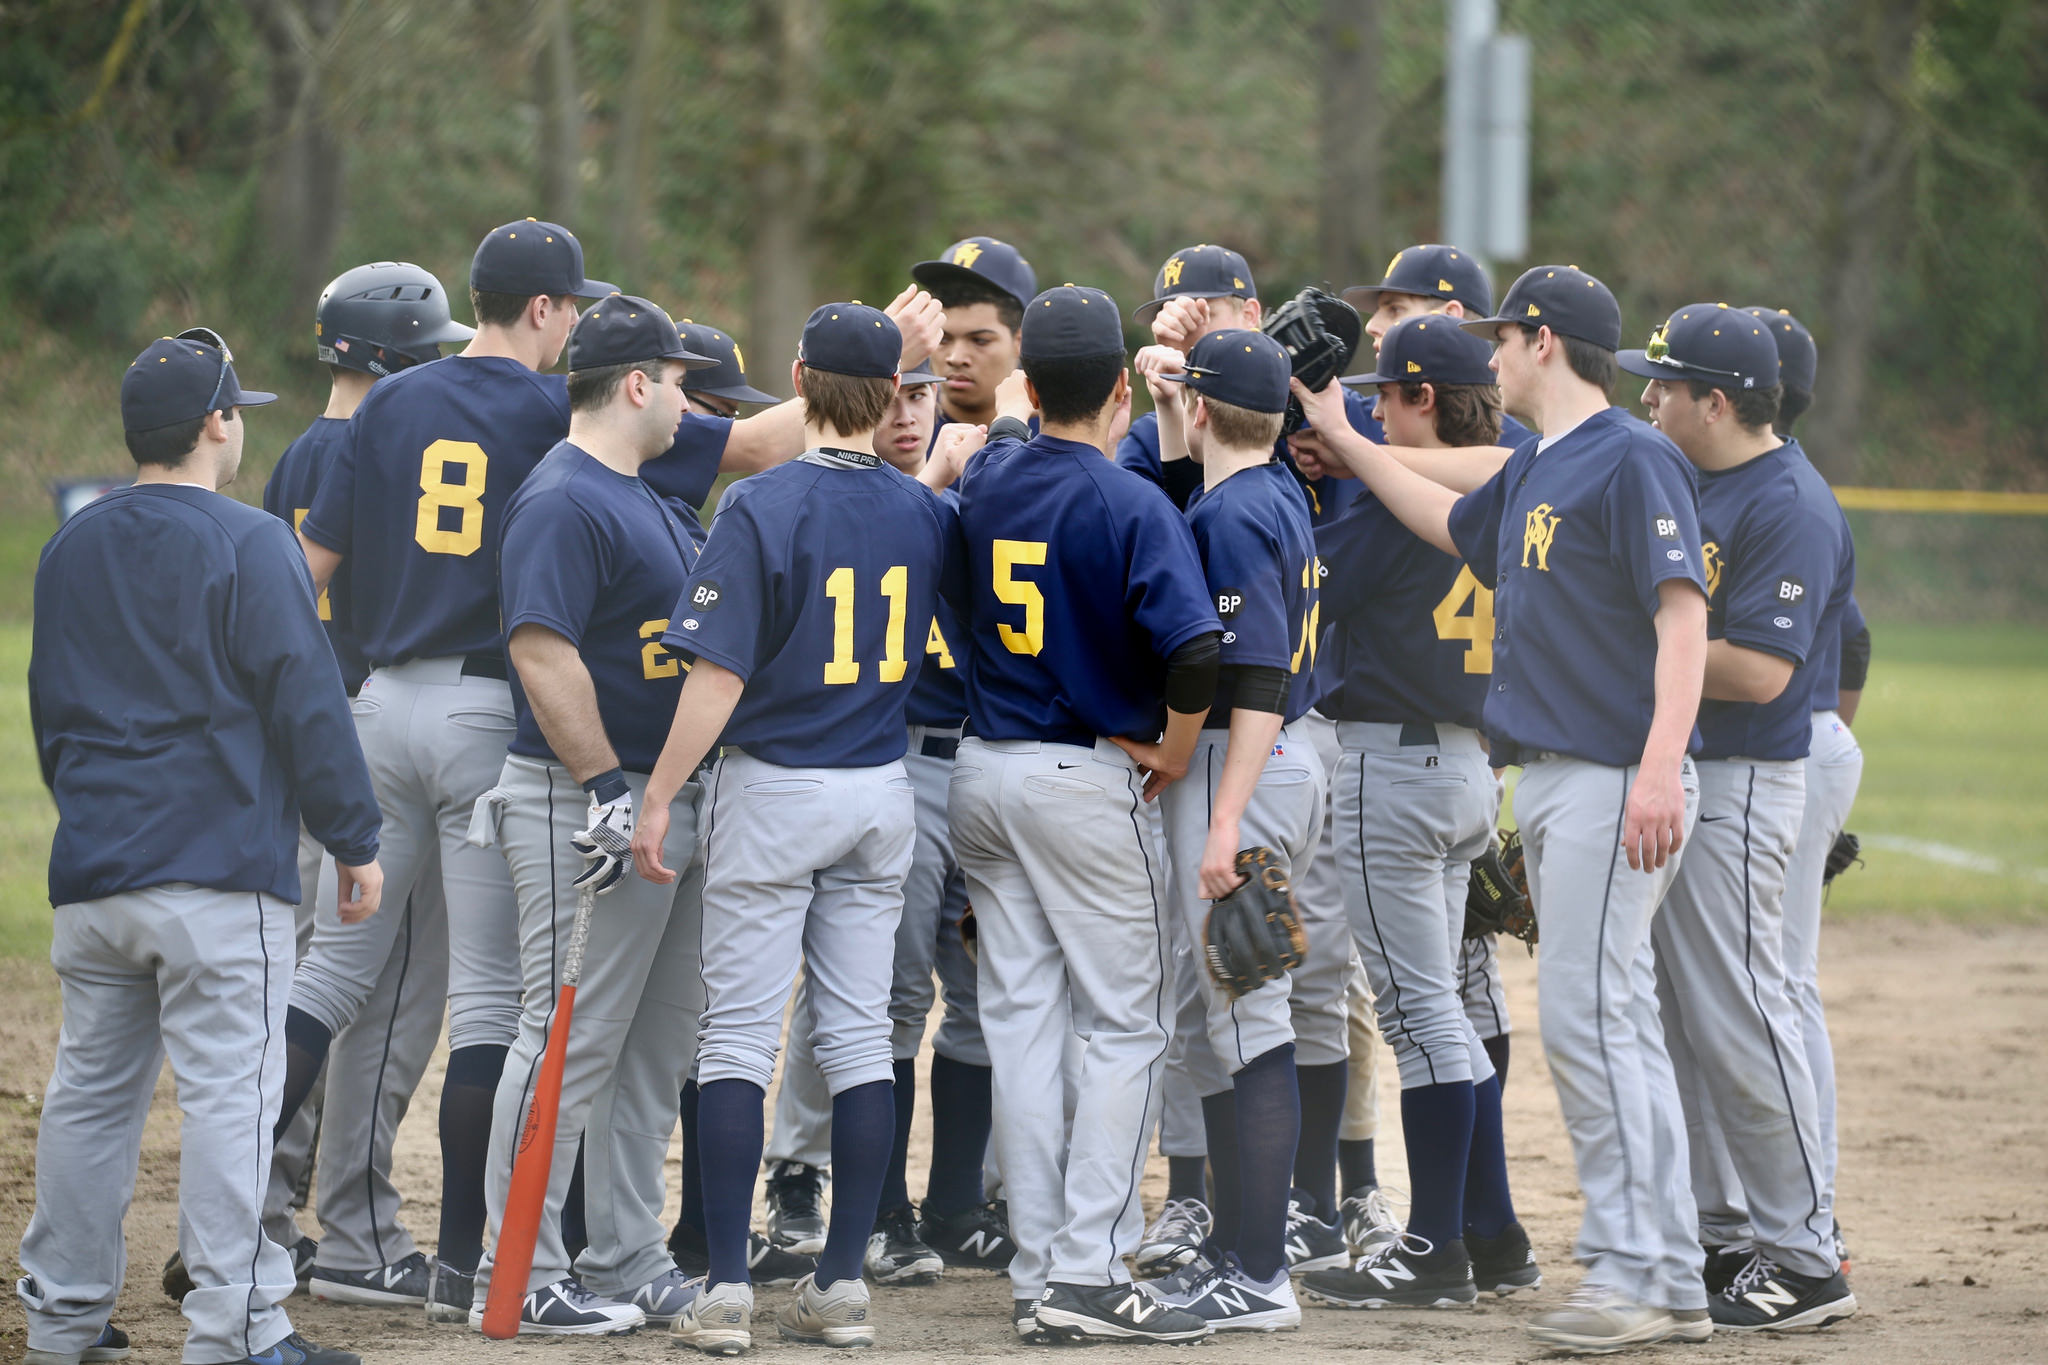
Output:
[{"xmin": 2, "ymin": 917, "xmax": 2043, "ymax": 1364}]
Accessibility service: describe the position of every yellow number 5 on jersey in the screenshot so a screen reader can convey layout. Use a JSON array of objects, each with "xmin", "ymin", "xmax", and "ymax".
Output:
[
  {"xmin": 1432, "ymin": 565, "xmax": 1494, "ymax": 673},
  {"xmin": 415, "ymin": 440, "xmax": 488, "ymax": 556},
  {"xmin": 992, "ymin": 539, "xmax": 1047, "ymax": 656}
]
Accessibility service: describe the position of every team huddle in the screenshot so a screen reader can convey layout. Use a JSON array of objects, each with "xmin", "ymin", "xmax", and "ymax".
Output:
[{"xmin": 18, "ymin": 217, "xmax": 1872, "ymax": 1364}]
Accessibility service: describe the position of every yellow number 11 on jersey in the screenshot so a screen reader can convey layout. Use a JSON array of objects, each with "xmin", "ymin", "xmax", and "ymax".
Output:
[{"xmin": 823, "ymin": 565, "xmax": 910, "ymax": 684}]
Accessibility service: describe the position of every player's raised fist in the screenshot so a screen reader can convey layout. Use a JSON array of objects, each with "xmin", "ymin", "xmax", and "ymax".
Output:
[
  {"xmin": 884, "ymin": 285, "xmax": 945, "ymax": 370},
  {"xmin": 1151, "ymin": 295, "xmax": 1209, "ymax": 354},
  {"xmin": 1288, "ymin": 375, "xmax": 1349, "ymax": 438},
  {"xmin": 925, "ymin": 423, "xmax": 988, "ymax": 490},
  {"xmin": 1134, "ymin": 344, "xmax": 1187, "ymax": 408},
  {"xmin": 993, "ymin": 368, "xmax": 1034, "ymax": 422}
]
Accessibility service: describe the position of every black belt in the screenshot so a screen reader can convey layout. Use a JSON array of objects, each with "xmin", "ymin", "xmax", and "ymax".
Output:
[
  {"xmin": 919, "ymin": 734, "xmax": 959, "ymax": 761},
  {"xmin": 1399, "ymin": 721, "xmax": 1440, "ymax": 747},
  {"xmin": 461, "ymin": 653, "xmax": 508, "ymax": 681}
]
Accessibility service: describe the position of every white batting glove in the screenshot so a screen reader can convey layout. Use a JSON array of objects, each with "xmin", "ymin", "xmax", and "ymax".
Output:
[{"xmin": 571, "ymin": 778, "xmax": 635, "ymax": 894}]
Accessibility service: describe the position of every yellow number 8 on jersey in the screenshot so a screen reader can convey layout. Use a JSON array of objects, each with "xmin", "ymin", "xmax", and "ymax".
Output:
[{"xmin": 415, "ymin": 440, "xmax": 488, "ymax": 556}]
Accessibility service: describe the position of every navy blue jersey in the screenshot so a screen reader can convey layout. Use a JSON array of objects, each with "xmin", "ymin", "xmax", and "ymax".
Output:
[
  {"xmin": 906, "ymin": 486, "xmax": 970, "ymax": 729},
  {"xmin": 301, "ymin": 355, "xmax": 729, "ymax": 667},
  {"xmin": 1186, "ymin": 461, "xmax": 1321, "ymax": 725},
  {"xmin": 263, "ymin": 416, "xmax": 371, "ymax": 692},
  {"xmin": 1694, "ymin": 442, "xmax": 1853, "ymax": 760},
  {"xmin": 1809, "ymin": 591, "xmax": 1864, "ymax": 713},
  {"xmin": 1119, "ymin": 386, "xmax": 1380, "ymax": 524},
  {"xmin": 666, "ymin": 453, "xmax": 951, "ymax": 768},
  {"xmin": 952, "ymin": 433, "xmax": 1221, "ymax": 744},
  {"xmin": 1311, "ymin": 414, "xmax": 1533, "ymax": 729},
  {"xmin": 32, "ymin": 485, "xmax": 380, "ymax": 906},
  {"xmin": 1447, "ymin": 408, "xmax": 1707, "ymax": 768},
  {"xmin": 500, "ymin": 444, "xmax": 703, "ymax": 773}
]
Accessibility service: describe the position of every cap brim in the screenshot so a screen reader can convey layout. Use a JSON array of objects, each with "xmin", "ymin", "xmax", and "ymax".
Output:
[
  {"xmin": 899, "ymin": 368, "xmax": 943, "ymax": 387},
  {"xmin": 688, "ymin": 381, "xmax": 782, "ymax": 405},
  {"xmin": 572, "ymin": 278, "xmax": 621, "ymax": 300},
  {"xmin": 1615, "ymin": 348, "xmax": 1695, "ymax": 382},
  {"xmin": 910, "ymin": 261, "xmax": 1024, "ymax": 307},
  {"xmin": 669, "ymin": 347, "xmax": 722, "ymax": 371},
  {"xmin": 1131, "ymin": 291, "xmax": 1238, "ymax": 324},
  {"xmin": 1337, "ymin": 370, "xmax": 1396, "ymax": 387},
  {"xmin": 232, "ymin": 389, "xmax": 279, "ymax": 409},
  {"xmin": 1457, "ymin": 315, "xmax": 1516, "ymax": 341}
]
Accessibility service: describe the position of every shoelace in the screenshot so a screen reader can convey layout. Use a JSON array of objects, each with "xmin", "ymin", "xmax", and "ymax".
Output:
[
  {"xmin": 1725, "ymin": 1252, "xmax": 1776, "ymax": 1299},
  {"xmin": 1557, "ymin": 1282, "xmax": 1626, "ymax": 1311},
  {"xmin": 1355, "ymin": 1185, "xmax": 1402, "ymax": 1233},
  {"xmin": 1348, "ymin": 1230, "xmax": 1436, "ymax": 1272},
  {"xmin": 1155, "ymin": 1248, "xmax": 1227, "ymax": 1299},
  {"xmin": 557, "ymin": 1279, "xmax": 604, "ymax": 1307},
  {"xmin": 1146, "ymin": 1197, "xmax": 1210, "ymax": 1240}
]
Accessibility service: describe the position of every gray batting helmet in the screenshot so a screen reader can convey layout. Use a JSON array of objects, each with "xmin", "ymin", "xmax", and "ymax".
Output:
[{"xmin": 315, "ymin": 261, "xmax": 475, "ymax": 375}]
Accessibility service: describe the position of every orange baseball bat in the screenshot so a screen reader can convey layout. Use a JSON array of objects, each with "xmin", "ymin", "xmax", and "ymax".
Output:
[{"xmin": 480, "ymin": 881, "xmax": 596, "ymax": 1339}]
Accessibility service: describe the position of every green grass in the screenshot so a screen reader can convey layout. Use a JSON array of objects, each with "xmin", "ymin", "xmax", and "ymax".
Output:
[{"xmin": 0, "ymin": 622, "xmax": 54, "ymax": 957}]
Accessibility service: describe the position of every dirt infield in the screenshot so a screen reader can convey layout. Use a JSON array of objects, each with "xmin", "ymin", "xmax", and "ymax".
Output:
[{"xmin": 2, "ymin": 917, "xmax": 2043, "ymax": 1363}]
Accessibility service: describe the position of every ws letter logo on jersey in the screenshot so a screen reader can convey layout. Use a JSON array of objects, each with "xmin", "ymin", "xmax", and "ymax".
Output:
[
  {"xmin": 1702, "ymin": 542, "xmax": 1724, "ymax": 601},
  {"xmin": 1521, "ymin": 503, "xmax": 1561, "ymax": 571}
]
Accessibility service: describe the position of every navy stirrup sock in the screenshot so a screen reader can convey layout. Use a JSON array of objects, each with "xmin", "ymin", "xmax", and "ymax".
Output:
[
  {"xmin": 436, "ymin": 1042, "xmax": 508, "ymax": 1274},
  {"xmin": 817, "ymin": 1080, "xmax": 895, "ymax": 1288}
]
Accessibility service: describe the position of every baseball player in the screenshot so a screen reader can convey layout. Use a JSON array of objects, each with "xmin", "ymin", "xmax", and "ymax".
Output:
[
  {"xmin": 679, "ymin": 320, "xmax": 783, "ymax": 417},
  {"xmin": 636, "ymin": 303, "xmax": 951, "ymax": 1354},
  {"xmin": 1297, "ymin": 264, "xmax": 1715, "ymax": 1354},
  {"xmin": 763, "ymin": 366, "xmax": 1016, "ymax": 1285},
  {"xmin": 1295, "ymin": 311, "xmax": 1537, "ymax": 1312},
  {"xmin": 1624, "ymin": 306, "xmax": 1856, "ymax": 1331},
  {"xmin": 283, "ymin": 219, "xmax": 818, "ymax": 1320},
  {"xmin": 21, "ymin": 331, "xmax": 382, "ymax": 1365},
  {"xmin": 1123, "ymin": 329, "xmax": 1324, "ymax": 1332},
  {"xmin": 464, "ymin": 297, "xmax": 723, "ymax": 1334},
  {"xmin": 1125, "ymin": 246, "xmax": 1365, "ymax": 1274},
  {"xmin": 910, "ymin": 235, "xmax": 1036, "ymax": 432},
  {"xmin": 1747, "ymin": 307, "xmax": 1867, "ymax": 1266},
  {"xmin": 946, "ymin": 284, "xmax": 1219, "ymax": 1345},
  {"xmin": 236, "ymin": 263, "xmax": 467, "ymax": 1310}
]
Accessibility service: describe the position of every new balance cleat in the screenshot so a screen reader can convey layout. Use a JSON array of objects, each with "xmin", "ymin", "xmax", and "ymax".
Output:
[
  {"xmin": 1300, "ymin": 1233, "xmax": 1477, "ymax": 1309},
  {"xmin": 1158, "ymin": 1253, "xmax": 1300, "ymax": 1332},
  {"xmin": 917, "ymin": 1201, "xmax": 1016, "ymax": 1269},
  {"xmin": 777, "ymin": 1272, "xmax": 876, "ymax": 1348},
  {"xmin": 672, "ymin": 1221, "xmax": 816, "ymax": 1287},
  {"xmin": 765, "ymin": 1160, "xmax": 828, "ymax": 1254},
  {"xmin": 1466, "ymin": 1220, "xmax": 1542, "ymax": 1295},
  {"xmin": 1136, "ymin": 1196, "xmax": 1212, "ymax": 1276},
  {"xmin": 671, "ymin": 1279, "xmax": 753, "ymax": 1356},
  {"xmin": 1526, "ymin": 1285, "xmax": 1690, "ymax": 1354},
  {"xmin": 424, "ymin": 1260, "xmax": 474, "ymax": 1323},
  {"xmin": 864, "ymin": 1204, "xmax": 944, "ymax": 1284},
  {"xmin": 1282, "ymin": 1191, "xmax": 1349, "ymax": 1273},
  {"xmin": 1700, "ymin": 1241, "xmax": 1754, "ymax": 1299},
  {"xmin": 309, "ymin": 1250, "xmax": 431, "ymax": 1307},
  {"xmin": 1709, "ymin": 1254, "xmax": 1856, "ymax": 1332},
  {"xmin": 1340, "ymin": 1184, "xmax": 1402, "ymax": 1259},
  {"xmin": 627, "ymin": 1266, "xmax": 701, "ymax": 1327},
  {"xmin": 466, "ymin": 1277, "xmax": 644, "ymax": 1336},
  {"xmin": 1034, "ymin": 1281, "xmax": 1212, "ymax": 1343}
]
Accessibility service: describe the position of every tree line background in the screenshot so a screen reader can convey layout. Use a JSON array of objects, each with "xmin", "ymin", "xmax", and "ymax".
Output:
[{"xmin": 0, "ymin": 0, "xmax": 2043, "ymax": 520}]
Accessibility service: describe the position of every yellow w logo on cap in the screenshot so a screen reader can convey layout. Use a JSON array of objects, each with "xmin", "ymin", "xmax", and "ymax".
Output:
[
  {"xmin": 952, "ymin": 242, "xmax": 984, "ymax": 268},
  {"xmin": 731, "ymin": 343, "xmax": 745, "ymax": 373},
  {"xmin": 1162, "ymin": 257, "xmax": 1185, "ymax": 288}
]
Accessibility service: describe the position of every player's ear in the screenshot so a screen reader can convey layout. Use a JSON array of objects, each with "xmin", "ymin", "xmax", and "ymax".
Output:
[
  {"xmin": 1242, "ymin": 297, "xmax": 1263, "ymax": 328},
  {"xmin": 1416, "ymin": 382, "xmax": 1437, "ymax": 415},
  {"xmin": 1190, "ymin": 393, "xmax": 1209, "ymax": 430},
  {"xmin": 789, "ymin": 359, "xmax": 805, "ymax": 399},
  {"xmin": 1443, "ymin": 300, "xmax": 1467, "ymax": 319}
]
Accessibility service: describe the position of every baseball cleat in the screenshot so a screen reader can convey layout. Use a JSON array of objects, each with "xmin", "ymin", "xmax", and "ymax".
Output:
[
  {"xmin": 1667, "ymin": 1307, "xmax": 1715, "ymax": 1343},
  {"xmin": 1709, "ymin": 1254, "xmax": 1857, "ymax": 1332},
  {"xmin": 309, "ymin": 1249, "xmax": 431, "ymax": 1307},
  {"xmin": 765, "ymin": 1160, "xmax": 829, "ymax": 1254},
  {"xmin": 1300, "ymin": 1233, "xmax": 1477, "ymax": 1309},
  {"xmin": 27, "ymin": 1323, "xmax": 133, "ymax": 1364},
  {"xmin": 1145, "ymin": 1242, "xmax": 1223, "ymax": 1302},
  {"xmin": 227, "ymin": 1332, "xmax": 361, "ymax": 1365},
  {"xmin": 1700, "ymin": 1241, "xmax": 1754, "ymax": 1298},
  {"xmin": 423, "ymin": 1260, "xmax": 474, "ymax": 1323},
  {"xmin": 864, "ymin": 1204, "xmax": 944, "ymax": 1284},
  {"xmin": 1526, "ymin": 1286, "xmax": 1696, "ymax": 1354},
  {"xmin": 917, "ymin": 1201, "xmax": 1017, "ymax": 1269},
  {"xmin": 466, "ymin": 1277, "xmax": 644, "ymax": 1336},
  {"xmin": 1136, "ymin": 1196, "xmax": 1213, "ymax": 1276},
  {"xmin": 777, "ymin": 1271, "xmax": 876, "ymax": 1348},
  {"xmin": 672, "ymin": 1221, "xmax": 817, "ymax": 1287},
  {"xmin": 627, "ymin": 1266, "xmax": 702, "ymax": 1327},
  {"xmin": 1151, "ymin": 1252, "xmax": 1301, "ymax": 1333},
  {"xmin": 1034, "ymin": 1280, "xmax": 1213, "ymax": 1343},
  {"xmin": 671, "ymin": 1279, "xmax": 753, "ymax": 1355},
  {"xmin": 1282, "ymin": 1190, "xmax": 1350, "ymax": 1273},
  {"xmin": 1340, "ymin": 1184, "xmax": 1402, "ymax": 1258},
  {"xmin": 1465, "ymin": 1220, "xmax": 1543, "ymax": 1295},
  {"xmin": 1832, "ymin": 1223, "xmax": 1852, "ymax": 1274},
  {"xmin": 1012, "ymin": 1297, "xmax": 1060, "ymax": 1344}
]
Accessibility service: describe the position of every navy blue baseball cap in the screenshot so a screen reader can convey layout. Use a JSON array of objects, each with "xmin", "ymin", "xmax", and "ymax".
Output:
[
  {"xmin": 678, "ymin": 321, "xmax": 781, "ymax": 404},
  {"xmin": 1344, "ymin": 244, "xmax": 1494, "ymax": 316},
  {"xmin": 1462, "ymin": 264, "xmax": 1623, "ymax": 352},
  {"xmin": 1618, "ymin": 302, "xmax": 1781, "ymax": 391},
  {"xmin": 911, "ymin": 237, "xmax": 1038, "ymax": 311},
  {"xmin": 470, "ymin": 219, "xmax": 617, "ymax": 301},
  {"xmin": 1019, "ymin": 285, "xmax": 1125, "ymax": 361},
  {"xmin": 1342, "ymin": 313, "xmax": 1497, "ymax": 388},
  {"xmin": 899, "ymin": 364, "xmax": 942, "ymax": 386},
  {"xmin": 568, "ymin": 295, "xmax": 713, "ymax": 374},
  {"xmin": 1162, "ymin": 329, "xmax": 1291, "ymax": 414},
  {"xmin": 1743, "ymin": 306, "xmax": 1816, "ymax": 393},
  {"xmin": 1132, "ymin": 244, "xmax": 1257, "ymax": 324},
  {"xmin": 799, "ymin": 302, "xmax": 902, "ymax": 379},
  {"xmin": 121, "ymin": 329, "xmax": 276, "ymax": 433}
]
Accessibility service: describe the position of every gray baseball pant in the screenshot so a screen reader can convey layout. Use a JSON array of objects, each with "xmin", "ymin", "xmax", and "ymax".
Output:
[
  {"xmin": 950, "ymin": 737, "xmax": 1172, "ymax": 1297},
  {"xmin": 263, "ymin": 829, "xmax": 332, "ymax": 1250},
  {"xmin": 290, "ymin": 657, "xmax": 521, "ymax": 1052},
  {"xmin": 19, "ymin": 886, "xmax": 299, "ymax": 1364},
  {"xmin": 1655, "ymin": 757, "xmax": 1835, "ymax": 1278},
  {"xmin": 1332, "ymin": 721, "xmax": 1496, "ymax": 1089},
  {"xmin": 1786, "ymin": 711, "xmax": 1861, "ymax": 1209},
  {"xmin": 696, "ymin": 751, "xmax": 915, "ymax": 1096},
  {"xmin": 1159, "ymin": 724, "xmax": 1322, "ymax": 1097},
  {"xmin": 1516, "ymin": 753, "xmax": 1702, "ymax": 1310},
  {"xmin": 1457, "ymin": 934, "xmax": 1512, "ymax": 1040},
  {"xmin": 474, "ymin": 757, "xmax": 707, "ymax": 1297}
]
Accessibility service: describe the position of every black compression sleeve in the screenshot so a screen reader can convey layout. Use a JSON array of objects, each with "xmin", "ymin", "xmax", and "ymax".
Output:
[
  {"xmin": 1216, "ymin": 663, "xmax": 1290, "ymax": 716},
  {"xmin": 987, "ymin": 415, "xmax": 1032, "ymax": 444},
  {"xmin": 1838, "ymin": 624, "xmax": 1871, "ymax": 692},
  {"xmin": 1162, "ymin": 632, "xmax": 1222, "ymax": 715}
]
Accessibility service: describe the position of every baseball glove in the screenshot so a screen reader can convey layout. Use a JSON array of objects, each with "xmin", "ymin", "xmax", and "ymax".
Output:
[
  {"xmin": 1204, "ymin": 846, "xmax": 1307, "ymax": 999},
  {"xmin": 1262, "ymin": 287, "xmax": 1363, "ymax": 436},
  {"xmin": 1465, "ymin": 829, "xmax": 1536, "ymax": 952},
  {"xmin": 1822, "ymin": 830, "xmax": 1862, "ymax": 888},
  {"xmin": 959, "ymin": 902, "xmax": 978, "ymax": 966}
]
